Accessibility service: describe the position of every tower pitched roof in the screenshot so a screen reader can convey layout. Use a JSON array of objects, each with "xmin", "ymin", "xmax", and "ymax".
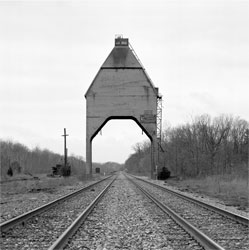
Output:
[
  {"xmin": 101, "ymin": 45, "xmax": 142, "ymax": 68},
  {"xmin": 85, "ymin": 37, "xmax": 157, "ymax": 97}
]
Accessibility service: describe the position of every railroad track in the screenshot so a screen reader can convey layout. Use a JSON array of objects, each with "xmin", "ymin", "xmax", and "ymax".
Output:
[
  {"xmin": 0, "ymin": 175, "xmax": 115, "ymax": 249},
  {"xmin": 1, "ymin": 173, "xmax": 248, "ymax": 249},
  {"xmin": 51, "ymin": 173, "xmax": 208, "ymax": 250},
  {"xmin": 130, "ymin": 174, "xmax": 249, "ymax": 250}
]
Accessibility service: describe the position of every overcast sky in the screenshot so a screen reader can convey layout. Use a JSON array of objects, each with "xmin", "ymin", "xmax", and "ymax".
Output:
[{"xmin": 0, "ymin": 0, "xmax": 248, "ymax": 163}]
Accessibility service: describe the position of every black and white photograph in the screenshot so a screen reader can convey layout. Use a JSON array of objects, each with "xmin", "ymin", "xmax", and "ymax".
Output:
[{"xmin": 0, "ymin": 0, "xmax": 248, "ymax": 249}]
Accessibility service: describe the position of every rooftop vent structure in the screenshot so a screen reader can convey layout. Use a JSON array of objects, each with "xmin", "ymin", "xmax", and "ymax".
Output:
[{"xmin": 115, "ymin": 35, "xmax": 129, "ymax": 46}]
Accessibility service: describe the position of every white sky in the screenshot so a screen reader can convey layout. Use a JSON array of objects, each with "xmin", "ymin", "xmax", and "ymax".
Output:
[{"xmin": 0, "ymin": 0, "xmax": 248, "ymax": 163}]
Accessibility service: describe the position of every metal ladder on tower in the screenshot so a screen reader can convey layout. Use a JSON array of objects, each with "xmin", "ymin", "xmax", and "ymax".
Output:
[{"xmin": 129, "ymin": 41, "xmax": 164, "ymax": 156}]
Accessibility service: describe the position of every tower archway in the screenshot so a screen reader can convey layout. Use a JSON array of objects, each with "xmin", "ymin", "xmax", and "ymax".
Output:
[{"xmin": 92, "ymin": 119, "xmax": 150, "ymax": 165}]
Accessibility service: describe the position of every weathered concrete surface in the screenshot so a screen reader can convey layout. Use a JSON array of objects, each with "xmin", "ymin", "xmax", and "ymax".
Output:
[{"xmin": 85, "ymin": 38, "xmax": 159, "ymax": 178}]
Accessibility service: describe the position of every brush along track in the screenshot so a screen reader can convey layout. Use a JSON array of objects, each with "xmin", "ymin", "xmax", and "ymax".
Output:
[
  {"xmin": 55, "ymin": 173, "xmax": 217, "ymax": 250},
  {"xmin": 132, "ymin": 175, "xmax": 249, "ymax": 250},
  {"xmin": 0, "ymin": 176, "xmax": 115, "ymax": 250}
]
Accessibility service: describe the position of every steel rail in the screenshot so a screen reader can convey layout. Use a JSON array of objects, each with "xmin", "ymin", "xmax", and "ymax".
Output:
[
  {"xmin": 128, "ymin": 176, "xmax": 225, "ymax": 250},
  {"xmin": 132, "ymin": 175, "xmax": 249, "ymax": 226},
  {"xmin": 0, "ymin": 175, "xmax": 113, "ymax": 233},
  {"xmin": 48, "ymin": 176, "xmax": 116, "ymax": 250}
]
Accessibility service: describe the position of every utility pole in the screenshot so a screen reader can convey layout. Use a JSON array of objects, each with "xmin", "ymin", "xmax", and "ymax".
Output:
[{"xmin": 62, "ymin": 128, "xmax": 69, "ymax": 166}]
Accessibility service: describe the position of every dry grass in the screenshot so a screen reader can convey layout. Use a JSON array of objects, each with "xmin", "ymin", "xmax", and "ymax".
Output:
[
  {"xmin": 207, "ymin": 175, "xmax": 248, "ymax": 196},
  {"xmin": 0, "ymin": 173, "xmax": 106, "ymax": 196},
  {"xmin": 167, "ymin": 173, "xmax": 248, "ymax": 210},
  {"xmin": 181, "ymin": 175, "xmax": 248, "ymax": 197},
  {"xmin": 0, "ymin": 174, "xmax": 83, "ymax": 195}
]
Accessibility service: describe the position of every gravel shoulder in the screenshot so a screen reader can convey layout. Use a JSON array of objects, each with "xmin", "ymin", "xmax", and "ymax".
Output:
[{"xmin": 0, "ymin": 174, "xmax": 105, "ymax": 223}]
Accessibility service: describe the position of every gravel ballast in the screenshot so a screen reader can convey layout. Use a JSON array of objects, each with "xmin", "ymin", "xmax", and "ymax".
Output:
[{"xmin": 65, "ymin": 174, "xmax": 203, "ymax": 250}]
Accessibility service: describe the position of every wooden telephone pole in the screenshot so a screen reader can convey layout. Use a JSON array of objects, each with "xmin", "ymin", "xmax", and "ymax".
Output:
[{"xmin": 62, "ymin": 128, "xmax": 69, "ymax": 166}]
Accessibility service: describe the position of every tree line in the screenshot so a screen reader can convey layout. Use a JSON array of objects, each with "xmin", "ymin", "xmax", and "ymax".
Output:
[
  {"xmin": 0, "ymin": 140, "xmax": 86, "ymax": 179},
  {"xmin": 0, "ymin": 140, "xmax": 123, "ymax": 180},
  {"xmin": 125, "ymin": 114, "xmax": 248, "ymax": 178}
]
